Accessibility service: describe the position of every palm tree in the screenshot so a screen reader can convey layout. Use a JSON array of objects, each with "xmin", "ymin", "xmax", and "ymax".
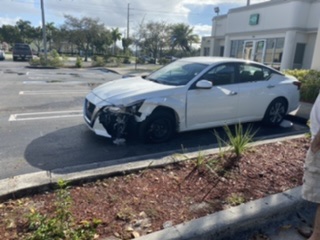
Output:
[
  {"xmin": 46, "ymin": 22, "xmax": 57, "ymax": 51},
  {"xmin": 111, "ymin": 28, "xmax": 122, "ymax": 55},
  {"xmin": 170, "ymin": 23, "xmax": 199, "ymax": 52}
]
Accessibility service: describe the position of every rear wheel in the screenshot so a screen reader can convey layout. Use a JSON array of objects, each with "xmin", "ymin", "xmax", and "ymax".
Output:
[
  {"xmin": 139, "ymin": 110, "xmax": 175, "ymax": 143},
  {"xmin": 263, "ymin": 98, "xmax": 288, "ymax": 126}
]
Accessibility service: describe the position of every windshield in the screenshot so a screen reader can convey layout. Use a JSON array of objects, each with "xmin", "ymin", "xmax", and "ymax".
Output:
[{"xmin": 146, "ymin": 60, "xmax": 208, "ymax": 86}]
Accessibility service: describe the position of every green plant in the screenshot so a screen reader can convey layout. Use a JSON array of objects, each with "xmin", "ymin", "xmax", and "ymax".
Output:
[
  {"xmin": 75, "ymin": 56, "xmax": 83, "ymax": 68},
  {"xmin": 226, "ymin": 193, "xmax": 245, "ymax": 206},
  {"xmin": 25, "ymin": 179, "xmax": 101, "ymax": 240},
  {"xmin": 29, "ymin": 50, "xmax": 65, "ymax": 68},
  {"xmin": 193, "ymin": 152, "xmax": 206, "ymax": 169},
  {"xmin": 284, "ymin": 69, "xmax": 320, "ymax": 103},
  {"xmin": 215, "ymin": 124, "xmax": 257, "ymax": 158},
  {"xmin": 214, "ymin": 129, "xmax": 232, "ymax": 159},
  {"xmin": 91, "ymin": 56, "xmax": 105, "ymax": 67}
]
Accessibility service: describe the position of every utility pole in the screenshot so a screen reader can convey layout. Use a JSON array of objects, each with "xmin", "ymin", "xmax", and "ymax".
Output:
[
  {"xmin": 40, "ymin": 0, "xmax": 47, "ymax": 62},
  {"xmin": 127, "ymin": 3, "xmax": 130, "ymax": 38}
]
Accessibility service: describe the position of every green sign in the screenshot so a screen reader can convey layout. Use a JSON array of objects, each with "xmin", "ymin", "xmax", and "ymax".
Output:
[{"xmin": 249, "ymin": 14, "xmax": 259, "ymax": 25}]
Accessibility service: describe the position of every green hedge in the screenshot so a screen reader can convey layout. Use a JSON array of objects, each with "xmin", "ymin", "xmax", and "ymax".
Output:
[{"xmin": 283, "ymin": 69, "xmax": 320, "ymax": 103}]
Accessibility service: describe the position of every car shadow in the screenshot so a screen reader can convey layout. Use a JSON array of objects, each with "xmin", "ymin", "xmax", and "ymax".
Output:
[{"xmin": 24, "ymin": 119, "xmax": 308, "ymax": 174}]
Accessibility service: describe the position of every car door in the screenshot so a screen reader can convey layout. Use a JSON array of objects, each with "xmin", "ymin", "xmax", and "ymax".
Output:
[
  {"xmin": 186, "ymin": 63, "xmax": 240, "ymax": 131},
  {"xmin": 236, "ymin": 63, "xmax": 276, "ymax": 121}
]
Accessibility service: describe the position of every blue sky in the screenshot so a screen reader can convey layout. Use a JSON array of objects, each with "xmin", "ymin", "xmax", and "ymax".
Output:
[{"xmin": 0, "ymin": 0, "xmax": 269, "ymax": 37}]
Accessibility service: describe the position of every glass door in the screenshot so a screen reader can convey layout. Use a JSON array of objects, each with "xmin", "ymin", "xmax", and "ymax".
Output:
[
  {"xmin": 243, "ymin": 41, "xmax": 254, "ymax": 60},
  {"xmin": 242, "ymin": 40, "xmax": 266, "ymax": 63},
  {"xmin": 253, "ymin": 40, "xmax": 266, "ymax": 63}
]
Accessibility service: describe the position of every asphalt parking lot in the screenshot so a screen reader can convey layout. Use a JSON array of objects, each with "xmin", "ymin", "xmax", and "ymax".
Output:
[{"xmin": 0, "ymin": 61, "xmax": 310, "ymax": 180}]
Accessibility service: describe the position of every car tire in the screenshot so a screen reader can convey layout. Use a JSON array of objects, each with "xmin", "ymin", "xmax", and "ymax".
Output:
[
  {"xmin": 263, "ymin": 98, "xmax": 288, "ymax": 126},
  {"xmin": 139, "ymin": 110, "xmax": 175, "ymax": 143}
]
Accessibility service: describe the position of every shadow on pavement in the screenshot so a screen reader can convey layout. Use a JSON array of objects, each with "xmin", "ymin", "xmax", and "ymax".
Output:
[{"xmin": 24, "ymin": 119, "xmax": 309, "ymax": 174}]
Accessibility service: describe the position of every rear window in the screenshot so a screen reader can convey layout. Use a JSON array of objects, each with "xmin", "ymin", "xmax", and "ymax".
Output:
[{"xmin": 14, "ymin": 44, "xmax": 31, "ymax": 50}]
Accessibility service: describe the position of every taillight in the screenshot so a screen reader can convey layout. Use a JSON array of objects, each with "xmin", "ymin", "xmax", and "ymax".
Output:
[{"xmin": 293, "ymin": 81, "xmax": 301, "ymax": 90}]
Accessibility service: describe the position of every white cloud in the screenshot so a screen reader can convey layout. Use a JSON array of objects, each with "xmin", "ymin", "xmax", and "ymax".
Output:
[
  {"xmin": 0, "ymin": 0, "xmax": 270, "ymax": 35},
  {"xmin": 0, "ymin": 17, "xmax": 20, "ymax": 26},
  {"xmin": 193, "ymin": 24, "xmax": 212, "ymax": 37}
]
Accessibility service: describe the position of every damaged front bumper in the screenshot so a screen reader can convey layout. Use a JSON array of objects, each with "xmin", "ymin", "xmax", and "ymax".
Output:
[{"xmin": 83, "ymin": 98, "xmax": 143, "ymax": 142}]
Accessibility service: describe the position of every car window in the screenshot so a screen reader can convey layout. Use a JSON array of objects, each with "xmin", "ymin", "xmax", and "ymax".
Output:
[
  {"xmin": 238, "ymin": 64, "xmax": 271, "ymax": 83},
  {"xmin": 201, "ymin": 63, "xmax": 235, "ymax": 86},
  {"xmin": 146, "ymin": 60, "xmax": 208, "ymax": 86}
]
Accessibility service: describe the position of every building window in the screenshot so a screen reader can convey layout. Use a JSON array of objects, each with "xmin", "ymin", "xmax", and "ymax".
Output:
[
  {"xmin": 293, "ymin": 43, "xmax": 306, "ymax": 69},
  {"xmin": 219, "ymin": 46, "xmax": 224, "ymax": 56},
  {"xmin": 230, "ymin": 40, "xmax": 244, "ymax": 58},
  {"xmin": 204, "ymin": 47, "xmax": 210, "ymax": 56},
  {"xmin": 274, "ymin": 38, "xmax": 284, "ymax": 62},
  {"xmin": 230, "ymin": 38, "xmax": 284, "ymax": 70}
]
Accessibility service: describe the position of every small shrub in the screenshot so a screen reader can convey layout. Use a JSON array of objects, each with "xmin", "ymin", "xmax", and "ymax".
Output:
[
  {"xmin": 75, "ymin": 56, "xmax": 83, "ymax": 68},
  {"xmin": 91, "ymin": 56, "xmax": 105, "ymax": 67},
  {"xmin": 284, "ymin": 69, "xmax": 320, "ymax": 103},
  {"xmin": 158, "ymin": 58, "xmax": 170, "ymax": 65},
  {"xmin": 123, "ymin": 56, "xmax": 131, "ymax": 64},
  {"xmin": 29, "ymin": 50, "xmax": 65, "ymax": 68},
  {"xmin": 25, "ymin": 179, "xmax": 101, "ymax": 240},
  {"xmin": 215, "ymin": 124, "xmax": 257, "ymax": 158}
]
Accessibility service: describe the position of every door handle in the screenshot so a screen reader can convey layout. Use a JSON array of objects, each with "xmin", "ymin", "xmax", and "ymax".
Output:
[
  {"xmin": 267, "ymin": 85, "xmax": 275, "ymax": 88},
  {"xmin": 229, "ymin": 91, "xmax": 237, "ymax": 96}
]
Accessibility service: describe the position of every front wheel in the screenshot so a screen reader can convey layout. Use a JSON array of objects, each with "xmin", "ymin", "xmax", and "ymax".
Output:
[
  {"xmin": 139, "ymin": 111, "xmax": 175, "ymax": 143},
  {"xmin": 263, "ymin": 98, "xmax": 288, "ymax": 126}
]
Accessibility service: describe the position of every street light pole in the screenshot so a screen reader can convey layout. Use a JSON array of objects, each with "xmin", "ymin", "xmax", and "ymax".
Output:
[{"xmin": 40, "ymin": 0, "xmax": 47, "ymax": 62}]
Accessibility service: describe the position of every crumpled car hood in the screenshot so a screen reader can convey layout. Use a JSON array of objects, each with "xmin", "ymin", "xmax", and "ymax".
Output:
[{"xmin": 91, "ymin": 76, "xmax": 180, "ymax": 105}]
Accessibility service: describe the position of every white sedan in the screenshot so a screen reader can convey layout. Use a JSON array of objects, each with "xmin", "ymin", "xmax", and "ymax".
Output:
[{"xmin": 83, "ymin": 57, "xmax": 300, "ymax": 143}]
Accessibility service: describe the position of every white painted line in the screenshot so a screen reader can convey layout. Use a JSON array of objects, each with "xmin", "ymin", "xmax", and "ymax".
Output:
[
  {"xmin": 23, "ymin": 80, "xmax": 85, "ymax": 85},
  {"xmin": 19, "ymin": 90, "xmax": 88, "ymax": 95},
  {"xmin": 8, "ymin": 110, "xmax": 83, "ymax": 122}
]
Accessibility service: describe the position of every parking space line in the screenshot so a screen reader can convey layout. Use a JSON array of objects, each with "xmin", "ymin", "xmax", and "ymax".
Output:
[
  {"xmin": 8, "ymin": 110, "xmax": 83, "ymax": 122},
  {"xmin": 19, "ymin": 90, "xmax": 88, "ymax": 95}
]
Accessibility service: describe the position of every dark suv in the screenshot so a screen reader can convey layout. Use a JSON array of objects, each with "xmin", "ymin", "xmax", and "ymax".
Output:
[{"xmin": 12, "ymin": 43, "xmax": 32, "ymax": 61}]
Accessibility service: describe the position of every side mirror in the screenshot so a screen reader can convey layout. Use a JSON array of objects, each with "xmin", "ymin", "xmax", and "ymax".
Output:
[{"xmin": 196, "ymin": 80, "xmax": 213, "ymax": 89}]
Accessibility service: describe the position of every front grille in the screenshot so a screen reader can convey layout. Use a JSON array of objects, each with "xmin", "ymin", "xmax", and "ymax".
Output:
[{"xmin": 84, "ymin": 99, "xmax": 96, "ymax": 121}]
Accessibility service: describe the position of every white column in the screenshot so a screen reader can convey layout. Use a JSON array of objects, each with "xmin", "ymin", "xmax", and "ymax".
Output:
[
  {"xmin": 311, "ymin": 19, "xmax": 320, "ymax": 70},
  {"xmin": 211, "ymin": 17, "xmax": 218, "ymax": 56},
  {"xmin": 210, "ymin": 38, "xmax": 215, "ymax": 56},
  {"xmin": 224, "ymin": 35, "xmax": 231, "ymax": 57},
  {"xmin": 200, "ymin": 38, "xmax": 205, "ymax": 56},
  {"xmin": 280, "ymin": 30, "xmax": 296, "ymax": 70}
]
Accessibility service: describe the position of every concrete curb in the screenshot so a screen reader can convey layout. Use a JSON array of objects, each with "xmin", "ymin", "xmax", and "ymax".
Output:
[{"xmin": 136, "ymin": 187, "xmax": 305, "ymax": 240}]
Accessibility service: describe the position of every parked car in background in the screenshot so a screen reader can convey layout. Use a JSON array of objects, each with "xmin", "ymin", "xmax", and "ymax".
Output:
[
  {"xmin": 12, "ymin": 43, "xmax": 32, "ymax": 61},
  {"xmin": 0, "ymin": 50, "xmax": 5, "ymax": 60},
  {"xmin": 83, "ymin": 57, "xmax": 301, "ymax": 144}
]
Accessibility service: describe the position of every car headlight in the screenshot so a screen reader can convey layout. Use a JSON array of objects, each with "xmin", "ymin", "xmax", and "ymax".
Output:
[
  {"xmin": 105, "ymin": 106, "xmax": 123, "ymax": 113},
  {"xmin": 102, "ymin": 100, "xmax": 144, "ymax": 115}
]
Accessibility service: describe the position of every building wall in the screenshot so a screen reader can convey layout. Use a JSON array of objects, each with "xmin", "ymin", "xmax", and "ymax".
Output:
[{"xmin": 201, "ymin": 0, "xmax": 320, "ymax": 70}]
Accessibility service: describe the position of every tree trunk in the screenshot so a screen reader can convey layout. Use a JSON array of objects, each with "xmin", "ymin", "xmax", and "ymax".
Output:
[{"xmin": 85, "ymin": 43, "xmax": 89, "ymax": 62}]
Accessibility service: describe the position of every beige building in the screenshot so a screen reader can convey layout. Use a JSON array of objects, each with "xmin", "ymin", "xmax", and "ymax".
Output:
[{"xmin": 200, "ymin": 0, "xmax": 320, "ymax": 71}]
